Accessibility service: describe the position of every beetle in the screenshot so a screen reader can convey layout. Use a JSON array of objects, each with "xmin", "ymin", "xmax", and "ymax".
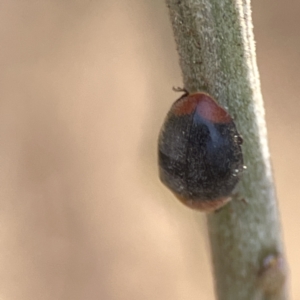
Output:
[{"xmin": 158, "ymin": 89, "xmax": 244, "ymax": 212}]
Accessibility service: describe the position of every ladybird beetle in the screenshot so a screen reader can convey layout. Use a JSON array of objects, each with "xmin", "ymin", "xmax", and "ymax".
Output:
[{"xmin": 158, "ymin": 89, "xmax": 244, "ymax": 212}]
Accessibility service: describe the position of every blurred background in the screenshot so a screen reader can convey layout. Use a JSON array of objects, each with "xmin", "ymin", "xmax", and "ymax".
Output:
[{"xmin": 0, "ymin": 0, "xmax": 298, "ymax": 299}]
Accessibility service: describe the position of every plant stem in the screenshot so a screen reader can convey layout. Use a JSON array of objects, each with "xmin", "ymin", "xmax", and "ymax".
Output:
[{"xmin": 165, "ymin": 0, "xmax": 288, "ymax": 299}]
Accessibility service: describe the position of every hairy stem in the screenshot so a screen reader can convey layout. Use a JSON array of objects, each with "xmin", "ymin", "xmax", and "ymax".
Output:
[{"xmin": 165, "ymin": 0, "xmax": 288, "ymax": 299}]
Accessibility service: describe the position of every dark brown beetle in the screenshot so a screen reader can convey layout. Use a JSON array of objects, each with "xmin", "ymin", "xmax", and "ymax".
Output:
[{"xmin": 158, "ymin": 90, "xmax": 244, "ymax": 212}]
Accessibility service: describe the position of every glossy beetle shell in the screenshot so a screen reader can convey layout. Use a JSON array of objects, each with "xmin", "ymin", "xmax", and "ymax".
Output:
[{"xmin": 158, "ymin": 91, "xmax": 243, "ymax": 212}]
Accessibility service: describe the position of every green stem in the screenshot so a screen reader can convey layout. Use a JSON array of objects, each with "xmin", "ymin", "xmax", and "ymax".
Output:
[{"xmin": 165, "ymin": 0, "xmax": 288, "ymax": 299}]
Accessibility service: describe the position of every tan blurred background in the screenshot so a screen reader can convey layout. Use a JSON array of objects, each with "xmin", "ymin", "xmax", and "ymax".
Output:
[{"xmin": 0, "ymin": 1, "xmax": 298, "ymax": 299}]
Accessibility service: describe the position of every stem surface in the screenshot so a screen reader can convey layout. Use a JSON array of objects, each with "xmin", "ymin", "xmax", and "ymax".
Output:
[{"xmin": 165, "ymin": 0, "xmax": 288, "ymax": 299}]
